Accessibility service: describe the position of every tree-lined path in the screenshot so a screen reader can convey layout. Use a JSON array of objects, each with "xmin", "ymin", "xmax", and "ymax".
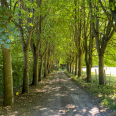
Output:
[
  {"xmin": 33, "ymin": 71, "xmax": 107, "ymax": 116},
  {"xmin": 0, "ymin": 71, "xmax": 109, "ymax": 116},
  {"xmin": 0, "ymin": 0, "xmax": 116, "ymax": 115}
]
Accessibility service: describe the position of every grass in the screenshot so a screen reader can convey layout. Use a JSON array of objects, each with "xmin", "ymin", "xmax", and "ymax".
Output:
[
  {"xmin": 64, "ymin": 70, "xmax": 116, "ymax": 114},
  {"xmin": 91, "ymin": 71, "xmax": 116, "ymax": 86}
]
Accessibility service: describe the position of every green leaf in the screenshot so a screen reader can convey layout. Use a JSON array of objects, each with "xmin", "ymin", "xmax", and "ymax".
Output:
[
  {"xmin": 6, "ymin": 23, "xmax": 11, "ymax": 28},
  {"xmin": 3, "ymin": 44, "xmax": 10, "ymax": 49},
  {"xmin": 1, "ymin": 35, "xmax": 7, "ymax": 40},
  {"xmin": 4, "ymin": 33, "xmax": 11, "ymax": 36},
  {"xmin": 0, "ymin": 40, "xmax": 4, "ymax": 44},
  {"xmin": 0, "ymin": 28, "xmax": 6, "ymax": 33},
  {"xmin": 3, "ymin": 16, "xmax": 9, "ymax": 19},
  {"xmin": 6, "ymin": 39, "xmax": 11, "ymax": 43}
]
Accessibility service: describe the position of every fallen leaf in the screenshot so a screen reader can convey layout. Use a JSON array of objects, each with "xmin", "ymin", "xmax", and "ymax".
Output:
[
  {"xmin": 66, "ymin": 110, "xmax": 69, "ymax": 112},
  {"xmin": 16, "ymin": 92, "xmax": 19, "ymax": 96}
]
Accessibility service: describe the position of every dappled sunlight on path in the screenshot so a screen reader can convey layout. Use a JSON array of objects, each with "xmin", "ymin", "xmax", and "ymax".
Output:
[
  {"xmin": 32, "ymin": 71, "xmax": 107, "ymax": 116},
  {"xmin": 0, "ymin": 71, "xmax": 108, "ymax": 116}
]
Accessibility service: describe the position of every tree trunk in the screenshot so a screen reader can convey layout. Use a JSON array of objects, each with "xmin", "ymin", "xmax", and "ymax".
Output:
[
  {"xmin": 51, "ymin": 61, "xmax": 53, "ymax": 71},
  {"xmin": 47, "ymin": 61, "xmax": 50, "ymax": 74},
  {"xmin": 32, "ymin": 54, "xmax": 38, "ymax": 85},
  {"xmin": 2, "ymin": 45, "xmax": 14, "ymax": 106},
  {"xmin": 72, "ymin": 62, "xmax": 74, "ymax": 74},
  {"xmin": 67, "ymin": 63, "xmax": 70, "ymax": 72},
  {"xmin": 70, "ymin": 63, "xmax": 72, "ymax": 73},
  {"xmin": 99, "ymin": 54, "xmax": 104, "ymax": 85},
  {"xmin": 17, "ymin": 0, "xmax": 33, "ymax": 93},
  {"xmin": 86, "ymin": 56, "xmax": 92, "ymax": 82},
  {"xmin": 18, "ymin": 26, "xmax": 33, "ymax": 94},
  {"xmin": 75, "ymin": 55, "xmax": 78, "ymax": 75},
  {"xmin": 58, "ymin": 61, "xmax": 59, "ymax": 70},
  {"xmin": 85, "ymin": 27, "xmax": 93, "ymax": 82},
  {"xmin": 44, "ymin": 53, "xmax": 47, "ymax": 78},
  {"xmin": 87, "ymin": 63, "xmax": 91, "ymax": 82},
  {"xmin": 67, "ymin": 63, "xmax": 69, "ymax": 71},
  {"xmin": 78, "ymin": 54, "xmax": 82, "ymax": 77},
  {"xmin": 50, "ymin": 62, "xmax": 52, "ymax": 72},
  {"xmin": 38, "ymin": 56, "xmax": 43, "ymax": 81},
  {"xmin": 22, "ymin": 49, "xmax": 29, "ymax": 93},
  {"xmin": 68, "ymin": 63, "xmax": 70, "ymax": 72}
]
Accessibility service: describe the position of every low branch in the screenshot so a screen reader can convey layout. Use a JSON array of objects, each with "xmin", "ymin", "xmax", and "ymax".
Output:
[
  {"xmin": 101, "ymin": 29, "xmax": 114, "ymax": 53},
  {"xmin": 12, "ymin": 20, "xmax": 22, "ymax": 28}
]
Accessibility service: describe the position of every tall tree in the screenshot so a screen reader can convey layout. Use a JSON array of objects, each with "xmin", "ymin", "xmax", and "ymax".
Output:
[
  {"xmin": 38, "ymin": 42, "xmax": 47, "ymax": 81},
  {"xmin": 0, "ymin": 0, "xmax": 14, "ymax": 106},
  {"xmin": 13, "ymin": 0, "xmax": 34, "ymax": 93},
  {"xmin": 85, "ymin": 24, "xmax": 93, "ymax": 82},
  {"xmin": 88, "ymin": 0, "xmax": 115, "ymax": 85},
  {"xmin": 30, "ymin": 0, "xmax": 42, "ymax": 85},
  {"xmin": 83, "ymin": 0, "xmax": 93, "ymax": 82},
  {"xmin": 44, "ymin": 43, "xmax": 48, "ymax": 78},
  {"xmin": 74, "ymin": 0, "xmax": 78, "ymax": 75}
]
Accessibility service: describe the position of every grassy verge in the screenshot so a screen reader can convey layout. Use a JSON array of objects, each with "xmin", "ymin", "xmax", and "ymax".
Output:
[{"xmin": 64, "ymin": 70, "xmax": 116, "ymax": 114}]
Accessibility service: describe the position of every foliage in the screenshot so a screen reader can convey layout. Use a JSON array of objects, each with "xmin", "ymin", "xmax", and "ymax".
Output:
[{"xmin": 0, "ymin": 6, "xmax": 18, "ymax": 49}]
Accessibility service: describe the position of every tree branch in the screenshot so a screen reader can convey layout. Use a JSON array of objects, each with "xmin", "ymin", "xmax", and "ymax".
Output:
[
  {"xmin": 88, "ymin": 0, "xmax": 100, "ymax": 55},
  {"xmin": 98, "ymin": 0, "xmax": 116, "ymax": 31},
  {"xmin": 32, "ymin": 7, "xmax": 51, "ymax": 31},
  {"xmin": 102, "ymin": 29, "xmax": 114, "ymax": 53}
]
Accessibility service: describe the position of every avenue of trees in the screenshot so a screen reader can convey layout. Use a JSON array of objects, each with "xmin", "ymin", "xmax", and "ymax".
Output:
[{"xmin": 0, "ymin": 0, "xmax": 116, "ymax": 106}]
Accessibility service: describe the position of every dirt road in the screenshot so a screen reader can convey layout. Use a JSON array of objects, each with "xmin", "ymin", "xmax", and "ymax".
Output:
[
  {"xmin": 31, "ymin": 71, "xmax": 107, "ymax": 116},
  {"xmin": 0, "ymin": 71, "xmax": 108, "ymax": 116}
]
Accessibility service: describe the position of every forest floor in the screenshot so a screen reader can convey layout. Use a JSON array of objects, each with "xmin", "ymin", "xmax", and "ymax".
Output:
[{"xmin": 0, "ymin": 71, "xmax": 115, "ymax": 116}]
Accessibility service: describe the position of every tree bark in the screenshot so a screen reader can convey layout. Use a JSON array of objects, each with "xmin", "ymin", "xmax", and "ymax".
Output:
[
  {"xmin": 67, "ymin": 63, "xmax": 70, "ymax": 72},
  {"xmin": 85, "ymin": 23, "xmax": 93, "ymax": 82},
  {"xmin": 78, "ymin": 53, "xmax": 82, "ymax": 77},
  {"xmin": 67, "ymin": 63, "xmax": 69, "ymax": 72},
  {"xmin": 49, "ymin": 62, "xmax": 51, "ymax": 73},
  {"xmin": 99, "ymin": 54, "xmax": 104, "ymax": 85},
  {"xmin": 70, "ymin": 63, "xmax": 72, "ymax": 73},
  {"xmin": 44, "ymin": 53, "xmax": 47, "ymax": 78},
  {"xmin": 2, "ymin": 46, "xmax": 14, "ymax": 106},
  {"xmin": 87, "ymin": 63, "xmax": 91, "ymax": 82},
  {"xmin": 71, "ymin": 62, "xmax": 74, "ymax": 74},
  {"xmin": 57, "ymin": 61, "xmax": 59, "ymax": 70},
  {"xmin": 51, "ymin": 61, "xmax": 54, "ymax": 71},
  {"xmin": 75, "ymin": 55, "xmax": 78, "ymax": 75},
  {"xmin": 38, "ymin": 56, "xmax": 43, "ymax": 81},
  {"xmin": 22, "ymin": 48, "xmax": 29, "ymax": 93},
  {"xmin": 47, "ymin": 61, "xmax": 50, "ymax": 74},
  {"xmin": 74, "ymin": 0, "xmax": 78, "ymax": 76},
  {"xmin": 32, "ymin": 54, "xmax": 38, "ymax": 85},
  {"xmin": 68, "ymin": 63, "xmax": 70, "ymax": 72}
]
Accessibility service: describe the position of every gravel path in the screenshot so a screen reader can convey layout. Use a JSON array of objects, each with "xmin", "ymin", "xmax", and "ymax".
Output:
[{"xmin": 31, "ymin": 71, "xmax": 107, "ymax": 116}]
